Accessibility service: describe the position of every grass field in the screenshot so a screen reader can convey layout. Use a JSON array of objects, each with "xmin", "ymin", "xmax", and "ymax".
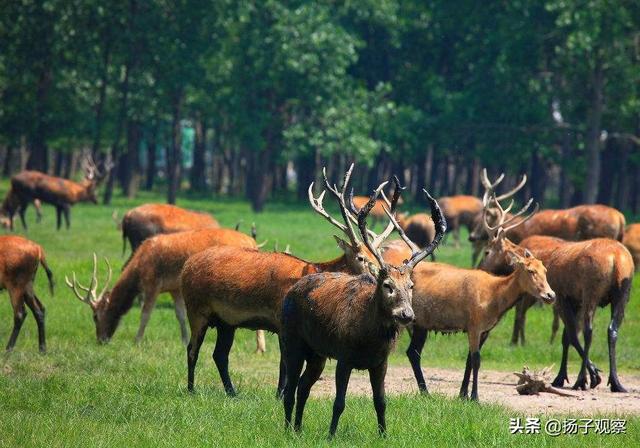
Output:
[{"xmin": 1, "ymin": 182, "xmax": 639, "ymax": 447}]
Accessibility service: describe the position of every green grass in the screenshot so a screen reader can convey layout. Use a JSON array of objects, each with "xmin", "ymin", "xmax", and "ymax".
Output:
[{"xmin": 1, "ymin": 182, "xmax": 639, "ymax": 447}]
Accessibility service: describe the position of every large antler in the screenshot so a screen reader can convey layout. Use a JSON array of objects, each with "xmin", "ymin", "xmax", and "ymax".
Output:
[
  {"xmin": 308, "ymin": 164, "xmax": 362, "ymax": 247},
  {"xmin": 483, "ymin": 193, "xmax": 538, "ymax": 240},
  {"xmin": 356, "ymin": 182, "xmax": 391, "ymax": 269},
  {"xmin": 65, "ymin": 253, "xmax": 113, "ymax": 308},
  {"xmin": 381, "ymin": 188, "xmax": 447, "ymax": 269},
  {"xmin": 481, "ymin": 168, "xmax": 527, "ymax": 205}
]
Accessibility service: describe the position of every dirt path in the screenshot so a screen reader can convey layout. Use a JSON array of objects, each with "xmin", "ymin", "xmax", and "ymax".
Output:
[{"xmin": 309, "ymin": 366, "xmax": 640, "ymax": 416}]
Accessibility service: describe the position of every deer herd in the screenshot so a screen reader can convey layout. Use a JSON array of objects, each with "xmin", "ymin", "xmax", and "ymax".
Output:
[{"xmin": 0, "ymin": 157, "xmax": 638, "ymax": 437}]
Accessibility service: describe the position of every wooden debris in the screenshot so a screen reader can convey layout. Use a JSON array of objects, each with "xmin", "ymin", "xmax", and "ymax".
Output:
[{"xmin": 514, "ymin": 365, "xmax": 577, "ymax": 397}]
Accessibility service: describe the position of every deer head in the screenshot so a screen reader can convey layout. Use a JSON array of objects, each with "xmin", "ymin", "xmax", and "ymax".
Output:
[
  {"xmin": 356, "ymin": 183, "xmax": 446, "ymax": 324},
  {"xmin": 65, "ymin": 254, "xmax": 114, "ymax": 343}
]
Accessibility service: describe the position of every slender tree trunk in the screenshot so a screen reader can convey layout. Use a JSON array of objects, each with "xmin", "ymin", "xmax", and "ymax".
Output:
[
  {"xmin": 615, "ymin": 140, "xmax": 630, "ymax": 210},
  {"xmin": 597, "ymin": 137, "xmax": 616, "ymax": 205},
  {"xmin": 2, "ymin": 144, "xmax": 14, "ymax": 177},
  {"xmin": 167, "ymin": 91, "xmax": 184, "ymax": 204},
  {"xmin": 583, "ymin": 57, "xmax": 604, "ymax": 204},
  {"xmin": 91, "ymin": 36, "xmax": 112, "ymax": 157},
  {"xmin": 145, "ymin": 122, "xmax": 158, "ymax": 191},
  {"xmin": 53, "ymin": 150, "xmax": 64, "ymax": 176},
  {"xmin": 414, "ymin": 151, "xmax": 427, "ymax": 205},
  {"xmin": 121, "ymin": 120, "xmax": 141, "ymax": 198},
  {"xmin": 27, "ymin": 67, "xmax": 52, "ymax": 173},
  {"xmin": 296, "ymin": 151, "xmax": 315, "ymax": 201},
  {"xmin": 559, "ymin": 130, "xmax": 573, "ymax": 208},
  {"xmin": 190, "ymin": 113, "xmax": 207, "ymax": 191}
]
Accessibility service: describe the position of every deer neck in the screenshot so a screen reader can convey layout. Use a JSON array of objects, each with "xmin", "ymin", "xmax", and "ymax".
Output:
[
  {"xmin": 487, "ymin": 270, "xmax": 526, "ymax": 318},
  {"xmin": 102, "ymin": 264, "xmax": 141, "ymax": 325},
  {"xmin": 313, "ymin": 254, "xmax": 350, "ymax": 273}
]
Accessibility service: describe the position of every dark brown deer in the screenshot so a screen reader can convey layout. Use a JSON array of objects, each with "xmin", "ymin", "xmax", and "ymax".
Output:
[
  {"xmin": 118, "ymin": 203, "xmax": 220, "ymax": 256},
  {"xmin": 65, "ymin": 228, "xmax": 257, "ymax": 345},
  {"xmin": 8, "ymin": 154, "xmax": 112, "ymax": 230},
  {"xmin": 480, "ymin": 201, "xmax": 634, "ymax": 392},
  {"xmin": 397, "ymin": 212, "xmax": 436, "ymax": 254},
  {"xmin": 182, "ymin": 165, "xmax": 395, "ymax": 396},
  {"xmin": 403, "ymin": 197, "xmax": 553, "ymax": 401},
  {"xmin": 281, "ymin": 187, "xmax": 445, "ymax": 437},
  {"xmin": 0, "ymin": 193, "xmax": 42, "ymax": 230},
  {"xmin": 1, "ymin": 235, "xmax": 54, "ymax": 352}
]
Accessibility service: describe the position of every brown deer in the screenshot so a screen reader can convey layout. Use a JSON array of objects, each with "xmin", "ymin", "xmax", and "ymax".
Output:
[
  {"xmin": 351, "ymin": 184, "xmax": 404, "ymax": 226},
  {"xmin": 403, "ymin": 196, "xmax": 553, "ymax": 401},
  {"xmin": 623, "ymin": 224, "xmax": 640, "ymax": 270},
  {"xmin": 65, "ymin": 228, "xmax": 257, "ymax": 346},
  {"xmin": 0, "ymin": 193, "xmax": 42, "ymax": 230},
  {"xmin": 182, "ymin": 165, "xmax": 396, "ymax": 396},
  {"xmin": 118, "ymin": 203, "xmax": 220, "ymax": 256},
  {"xmin": 7, "ymin": 154, "xmax": 113, "ymax": 230},
  {"xmin": 1, "ymin": 235, "xmax": 54, "ymax": 352},
  {"xmin": 438, "ymin": 195, "xmax": 483, "ymax": 248},
  {"xmin": 397, "ymin": 212, "xmax": 436, "ymax": 254},
  {"xmin": 480, "ymin": 201, "xmax": 634, "ymax": 392},
  {"xmin": 281, "ymin": 187, "xmax": 445, "ymax": 437}
]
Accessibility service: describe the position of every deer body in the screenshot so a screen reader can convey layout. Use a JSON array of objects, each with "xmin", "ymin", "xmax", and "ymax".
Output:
[
  {"xmin": 623, "ymin": 224, "xmax": 640, "ymax": 270},
  {"xmin": 0, "ymin": 235, "xmax": 54, "ymax": 352},
  {"xmin": 438, "ymin": 195, "xmax": 483, "ymax": 248},
  {"xmin": 398, "ymin": 213, "xmax": 436, "ymax": 250},
  {"xmin": 66, "ymin": 228, "xmax": 256, "ymax": 346},
  {"xmin": 121, "ymin": 203, "xmax": 219, "ymax": 255},
  {"xmin": 406, "ymin": 257, "xmax": 554, "ymax": 400},
  {"xmin": 481, "ymin": 235, "xmax": 634, "ymax": 392}
]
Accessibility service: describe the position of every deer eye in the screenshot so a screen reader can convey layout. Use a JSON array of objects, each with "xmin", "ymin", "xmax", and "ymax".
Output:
[{"xmin": 383, "ymin": 281, "xmax": 393, "ymax": 293}]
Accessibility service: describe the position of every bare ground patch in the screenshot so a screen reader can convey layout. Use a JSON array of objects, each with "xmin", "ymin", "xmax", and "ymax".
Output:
[{"xmin": 309, "ymin": 366, "xmax": 640, "ymax": 416}]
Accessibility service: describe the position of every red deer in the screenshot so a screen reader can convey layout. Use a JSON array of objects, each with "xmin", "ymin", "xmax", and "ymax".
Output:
[
  {"xmin": 0, "ymin": 235, "xmax": 54, "ymax": 352},
  {"xmin": 397, "ymin": 212, "xmax": 436, "ymax": 256},
  {"xmin": 0, "ymin": 194, "xmax": 42, "ymax": 230},
  {"xmin": 351, "ymin": 185, "xmax": 404, "ymax": 226},
  {"xmin": 480, "ymin": 201, "xmax": 634, "ymax": 392},
  {"xmin": 119, "ymin": 203, "xmax": 220, "ymax": 256},
  {"xmin": 438, "ymin": 195, "xmax": 483, "ymax": 248},
  {"xmin": 182, "ymin": 165, "xmax": 395, "ymax": 396},
  {"xmin": 281, "ymin": 187, "xmax": 445, "ymax": 436},
  {"xmin": 65, "ymin": 228, "xmax": 257, "ymax": 346},
  {"xmin": 402, "ymin": 198, "xmax": 553, "ymax": 401},
  {"xmin": 623, "ymin": 224, "xmax": 640, "ymax": 270},
  {"xmin": 8, "ymin": 155, "xmax": 112, "ymax": 230}
]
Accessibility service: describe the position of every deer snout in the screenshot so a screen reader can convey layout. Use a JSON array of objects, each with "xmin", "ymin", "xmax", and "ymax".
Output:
[
  {"xmin": 541, "ymin": 290, "xmax": 556, "ymax": 304},
  {"xmin": 394, "ymin": 308, "xmax": 415, "ymax": 325}
]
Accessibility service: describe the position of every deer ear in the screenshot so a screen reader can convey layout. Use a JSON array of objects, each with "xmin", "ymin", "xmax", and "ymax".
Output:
[
  {"xmin": 523, "ymin": 249, "xmax": 533, "ymax": 258},
  {"xmin": 334, "ymin": 235, "xmax": 350, "ymax": 251}
]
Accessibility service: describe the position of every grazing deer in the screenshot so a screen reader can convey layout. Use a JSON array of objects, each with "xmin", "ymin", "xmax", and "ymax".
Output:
[
  {"xmin": 281, "ymin": 186, "xmax": 445, "ymax": 436},
  {"xmin": 623, "ymin": 224, "xmax": 640, "ymax": 270},
  {"xmin": 438, "ymin": 195, "xmax": 483, "ymax": 248},
  {"xmin": 118, "ymin": 203, "xmax": 220, "ymax": 256},
  {"xmin": 404, "ymin": 197, "xmax": 553, "ymax": 401},
  {"xmin": 0, "ymin": 235, "xmax": 54, "ymax": 352},
  {"xmin": 7, "ymin": 154, "xmax": 113, "ymax": 230},
  {"xmin": 480, "ymin": 201, "xmax": 634, "ymax": 392},
  {"xmin": 182, "ymin": 165, "xmax": 393, "ymax": 396},
  {"xmin": 65, "ymin": 228, "xmax": 257, "ymax": 346}
]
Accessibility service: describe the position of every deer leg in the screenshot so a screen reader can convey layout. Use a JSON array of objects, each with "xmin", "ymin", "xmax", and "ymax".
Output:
[
  {"xmin": 294, "ymin": 354, "xmax": 326, "ymax": 432},
  {"xmin": 55, "ymin": 206, "xmax": 62, "ymax": 230},
  {"xmin": 24, "ymin": 293, "xmax": 46, "ymax": 353},
  {"xmin": 62, "ymin": 204, "xmax": 70, "ymax": 229},
  {"xmin": 212, "ymin": 321, "xmax": 237, "ymax": 396},
  {"xmin": 170, "ymin": 291, "xmax": 189, "ymax": 347},
  {"xmin": 19, "ymin": 205, "xmax": 28, "ymax": 230},
  {"xmin": 186, "ymin": 316, "xmax": 208, "ymax": 392},
  {"xmin": 283, "ymin": 338, "xmax": 305, "ymax": 431},
  {"xmin": 135, "ymin": 290, "xmax": 158, "ymax": 343},
  {"xmin": 276, "ymin": 336, "xmax": 287, "ymax": 399},
  {"xmin": 6, "ymin": 290, "xmax": 27, "ymax": 351},
  {"xmin": 550, "ymin": 307, "xmax": 560, "ymax": 344},
  {"xmin": 369, "ymin": 360, "xmax": 388, "ymax": 436},
  {"xmin": 405, "ymin": 326, "xmax": 429, "ymax": 393},
  {"xmin": 469, "ymin": 332, "xmax": 488, "ymax": 401},
  {"xmin": 552, "ymin": 327, "xmax": 570, "ymax": 387},
  {"xmin": 607, "ymin": 300, "xmax": 627, "ymax": 392},
  {"xmin": 582, "ymin": 317, "xmax": 602, "ymax": 389},
  {"xmin": 459, "ymin": 351, "xmax": 472, "ymax": 399},
  {"xmin": 511, "ymin": 301, "xmax": 523, "ymax": 346},
  {"xmin": 329, "ymin": 361, "xmax": 352, "ymax": 438}
]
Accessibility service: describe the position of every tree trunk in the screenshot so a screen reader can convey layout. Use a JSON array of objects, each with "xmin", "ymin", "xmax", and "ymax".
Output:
[
  {"xmin": 296, "ymin": 151, "xmax": 315, "ymax": 201},
  {"xmin": 530, "ymin": 148, "xmax": 548, "ymax": 206},
  {"xmin": 91, "ymin": 35, "xmax": 111, "ymax": 157},
  {"xmin": 167, "ymin": 92, "xmax": 184, "ymax": 204},
  {"xmin": 414, "ymin": 151, "xmax": 427, "ymax": 205},
  {"xmin": 53, "ymin": 150, "xmax": 64, "ymax": 176},
  {"xmin": 559, "ymin": 131, "xmax": 573, "ymax": 208},
  {"xmin": 2, "ymin": 144, "xmax": 14, "ymax": 177},
  {"xmin": 597, "ymin": 137, "xmax": 616, "ymax": 205},
  {"xmin": 26, "ymin": 67, "xmax": 52, "ymax": 173},
  {"xmin": 246, "ymin": 148, "xmax": 273, "ymax": 212},
  {"xmin": 190, "ymin": 113, "xmax": 207, "ymax": 191},
  {"xmin": 583, "ymin": 58, "xmax": 604, "ymax": 204},
  {"xmin": 145, "ymin": 122, "xmax": 158, "ymax": 191},
  {"xmin": 615, "ymin": 140, "xmax": 630, "ymax": 210},
  {"xmin": 122, "ymin": 120, "xmax": 141, "ymax": 198}
]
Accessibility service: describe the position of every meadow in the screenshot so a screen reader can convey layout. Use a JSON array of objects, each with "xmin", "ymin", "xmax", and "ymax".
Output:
[{"xmin": 1, "ymin": 183, "xmax": 639, "ymax": 447}]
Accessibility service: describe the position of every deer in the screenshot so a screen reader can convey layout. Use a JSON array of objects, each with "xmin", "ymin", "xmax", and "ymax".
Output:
[
  {"xmin": 0, "ymin": 193, "xmax": 42, "ymax": 230},
  {"xmin": 281, "ymin": 186, "xmax": 445, "ymax": 437},
  {"xmin": 7, "ymin": 154, "xmax": 113, "ymax": 230},
  {"xmin": 351, "ymin": 183, "xmax": 404, "ymax": 227},
  {"xmin": 64, "ymin": 227, "xmax": 257, "ymax": 346},
  {"xmin": 1, "ymin": 235, "xmax": 54, "ymax": 352},
  {"xmin": 396, "ymin": 212, "xmax": 436, "ymax": 259},
  {"xmin": 181, "ymin": 165, "xmax": 398, "ymax": 397},
  {"xmin": 479, "ymin": 198, "xmax": 634, "ymax": 393},
  {"xmin": 438, "ymin": 195, "xmax": 483, "ymax": 249},
  {"xmin": 402, "ymin": 196, "xmax": 553, "ymax": 401},
  {"xmin": 623, "ymin": 224, "xmax": 640, "ymax": 270},
  {"xmin": 117, "ymin": 203, "xmax": 220, "ymax": 256}
]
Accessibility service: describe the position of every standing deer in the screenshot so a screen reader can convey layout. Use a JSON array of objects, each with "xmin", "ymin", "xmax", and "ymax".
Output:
[
  {"xmin": 1, "ymin": 235, "xmax": 54, "ymax": 352},
  {"xmin": 0, "ymin": 193, "xmax": 42, "ymax": 230},
  {"xmin": 281, "ymin": 187, "xmax": 445, "ymax": 436},
  {"xmin": 7, "ymin": 154, "xmax": 112, "ymax": 230},
  {"xmin": 480, "ymin": 199, "xmax": 634, "ymax": 392},
  {"xmin": 623, "ymin": 224, "xmax": 640, "ymax": 270},
  {"xmin": 182, "ymin": 165, "xmax": 395, "ymax": 396},
  {"xmin": 65, "ymin": 228, "xmax": 257, "ymax": 345},
  {"xmin": 402, "ymin": 196, "xmax": 554, "ymax": 400},
  {"xmin": 438, "ymin": 195, "xmax": 483, "ymax": 248},
  {"xmin": 117, "ymin": 203, "xmax": 220, "ymax": 256}
]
